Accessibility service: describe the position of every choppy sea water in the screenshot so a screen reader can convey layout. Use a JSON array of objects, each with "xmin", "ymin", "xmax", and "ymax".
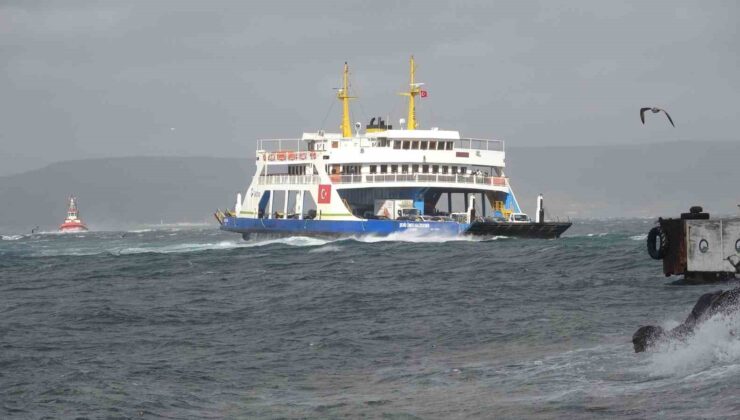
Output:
[{"xmin": 2, "ymin": 220, "xmax": 740, "ymax": 419}]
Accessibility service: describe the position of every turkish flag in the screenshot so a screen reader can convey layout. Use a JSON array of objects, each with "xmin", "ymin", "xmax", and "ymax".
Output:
[
  {"xmin": 318, "ymin": 184, "xmax": 331, "ymax": 204},
  {"xmin": 420, "ymin": 90, "xmax": 428, "ymax": 98}
]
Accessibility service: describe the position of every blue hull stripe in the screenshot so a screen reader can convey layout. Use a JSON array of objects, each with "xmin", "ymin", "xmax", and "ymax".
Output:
[{"xmin": 221, "ymin": 217, "xmax": 468, "ymax": 237}]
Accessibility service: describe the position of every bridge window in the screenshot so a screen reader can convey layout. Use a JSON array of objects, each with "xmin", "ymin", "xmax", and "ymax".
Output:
[
  {"xmin": 380, "ymin": 164, "xmax": 388, "ymax": 173},
  {"xmin": 429, "ymin": 141, "xmax": 436, "ymax": 150},
  {"xmin": 437, "ymin": 142, "xmax": 445, "ymax": 150},
  {"xmin": 391, "ymin": 164, "xmax": 398, "ymax": 173},
  {"xmin": 369, "ymin": 165, "xmax": 377, "ymax": 174},
  {"xmin": 446, "ymin": 141, "xmax": 453, "ymax": 150},
  {"xmin": 432, "ymin": 165, "xmax": 439, "ymax": 174},
  {"xmin": 402, "ymin": 141, "xmax": 410, "ymax": 150},
  {"xmin": 401, "ymin": 165, "xmax": 409, "ymax": 173},
  {"xmin": 451, "ymin": 165, "xmax": 458, "ymax": 174},
  {"xmin": 342, "ymin": 165, "xmax": 360, "ymax": 174},
  {"xmin": 420, "ymin": 141, "xmax": 428, "ymax": 150},
  {"xmin": 412, "ymin": 164, "xmax": 419, "ymax": 173},
  {"xmin": 422, "ymin": 164, "xmax": 429, "ymax": 173},
  {"xmin": 411, "ymin": 141, "xmax": 419, "ymax": 149},
  {"xmin": 393, "ymin": 140, "xmax": 401, "ymax": 149}
]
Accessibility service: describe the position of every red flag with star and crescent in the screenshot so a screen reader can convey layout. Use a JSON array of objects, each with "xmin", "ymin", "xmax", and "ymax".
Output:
[{"xmin": 318, "ymin": 184, "xmax": 331, "ymax": 204}]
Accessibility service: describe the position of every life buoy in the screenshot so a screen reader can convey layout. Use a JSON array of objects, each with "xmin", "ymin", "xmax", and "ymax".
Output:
[
  {"xmin": 647, "ymin": 226, "xmax": 668, "ymax": 260},
  {"xmin": 288, "ymin": 152, "xmax": 296, "ymax": 161},
  {"xmin": 299, "ymin": 152, "xmax": 307, "ymax": 160},
  {"xmin": 310, "ymin": 152, "xmax": 317, "ymax": 160},
  {"xmin": 268, "ymin": 153, "xmax": 276, "ymax": 161},
  {"xmin": 277, "ymin": 152, "xmax": 286, "ymax": 161}
]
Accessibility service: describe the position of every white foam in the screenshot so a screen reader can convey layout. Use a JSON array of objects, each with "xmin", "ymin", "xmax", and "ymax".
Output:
[
  {"xmin": 308, "ymin": 244, "xmax": 343, "ymax": 253},
  {"xmin": 116, "ymin": 236, "xmax": 331, "ymax": 255},
  {"xmin": 630, "ymin": 234, "xmax": 648, "ymax": 241},
  {"xmin": 1, "ymin": 234, "xmax": 24, "ymax": 241},
  {"xmin": 350, "ymin": 230, "xmax": 506, "ymax": 244},
  {"xmin": 646, "ymin": 311, "xmax": 740, "ymax": 377}
]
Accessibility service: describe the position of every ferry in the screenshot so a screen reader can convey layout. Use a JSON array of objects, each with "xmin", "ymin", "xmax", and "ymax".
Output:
[
  {"xmin": 216, "ymin": 57, "xmax": 571, "ymax": 239},
  {"xmin": 59, "ymin": 196, "xmax": 88, "ymax": 232}
]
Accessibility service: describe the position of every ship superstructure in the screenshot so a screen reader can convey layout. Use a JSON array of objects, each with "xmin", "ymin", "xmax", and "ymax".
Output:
[{"xmin": 217, "ymin": 57, "xmax": 570, "ymax": 239}]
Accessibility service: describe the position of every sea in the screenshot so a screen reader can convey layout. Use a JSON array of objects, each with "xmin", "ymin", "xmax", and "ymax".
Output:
[{"xmin": 2, "ymin": 220, "xmax": 739, "ymax": 419}]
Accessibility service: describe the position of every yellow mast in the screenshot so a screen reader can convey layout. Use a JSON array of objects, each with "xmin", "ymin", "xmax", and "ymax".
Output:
[
  {"xmin": 399, "ymin": 55, "xmax": 422, "ymax": 130},
  {"xmin": 336, "ymin": 62, "xmax": 355, "ymax": 138}
]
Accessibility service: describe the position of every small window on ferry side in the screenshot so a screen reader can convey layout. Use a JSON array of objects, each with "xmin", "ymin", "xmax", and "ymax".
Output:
[
  {"xmin": 411, "ymin": 141, "xmax": 419, "ymax": 149},
  {"xmin": 432, "ymin": 165, "xmax": 439, "ymax": 173},
  {"xmin": 437, "ymin": 142, "xmax": 445, "ymax": 150},
  {"xmin": 420, "ymin": 141, "xmax": 428, "ymax": 150},
  {"xmin": 422, "ymin": 164, "xmax": 429, "ymax": 173},
  {"xmin": 369, "ymin": 165, "xmax": 377, "ymax": 174},
  {"xmin": 461, "ymin": 167, "xmax": 467, "ymax": 174},
  {"xmin": 446, "ymin": 142, "xmax": 453, "ymax": 150},
  {"xmin": 401, "ymin": 164, "xmax": 409, "ymax": 173},
  {"xmin": 393, "ymin": 140, "xmax": 401, "ymax": 149},
  {"xmin": 442, "ymin": 166, "xmax": 448, "ymax": 174},
  {"xmin": 412, "ymin": 164, "xmax": 419, "ymax": 173},
  {"xmin": 391, "ymin": 164, "xmax": 398, "ymax": 173},
  {"xmin": 429, "ymin": 141, "xmax": 436, "ymax": 150},
  {"xmin": 380, "ymin": 164, "xmax": 388, "ymax": 173},
  {"xmin": 402, "ymin": 141, "xmax": 410, "ymax": 150},
  {"xmin": 451, "ymin": 165, "xmax": 458, "ymax": 174}
]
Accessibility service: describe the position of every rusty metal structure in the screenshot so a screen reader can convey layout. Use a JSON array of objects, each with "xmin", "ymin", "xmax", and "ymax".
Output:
[{"xmin": 648, "ymin": 206, "xmax": 740, "ymax": 282}]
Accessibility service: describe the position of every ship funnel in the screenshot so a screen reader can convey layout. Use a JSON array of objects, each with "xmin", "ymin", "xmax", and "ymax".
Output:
[
  {"xmin": 536, "ymin": 194, "xmax": 544, "ymax": 223},
  {"xmin": 468, "ymin": 194, "xmax": 477, "ymax": 223}
]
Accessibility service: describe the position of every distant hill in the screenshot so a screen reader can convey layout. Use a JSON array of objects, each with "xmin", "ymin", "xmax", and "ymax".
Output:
[
  {"xmin": 506, "ymin": 140, "xmax": 739, "ymax": 219},
  {"xmin": 0, "ymin": 157, "xmax": 255, "ymax": 233},
  {"xmin": 0, "ymin": 141, "xmax": 737, "ymax": 233}
]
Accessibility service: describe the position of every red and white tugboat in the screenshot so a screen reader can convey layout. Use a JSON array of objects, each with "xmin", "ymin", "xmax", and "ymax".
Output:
[{"xmin": 59, "ymin": 196, "xmax": 88, "ymax": 232}]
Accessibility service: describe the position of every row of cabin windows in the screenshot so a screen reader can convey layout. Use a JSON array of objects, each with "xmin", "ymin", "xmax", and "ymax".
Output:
[
  {"xmin": 369, "ymin": 164, "xmax": 467, "ymax": 175},
  {"xmin": 326, "ymin": 165, "xmax": 361, "ymax": 175},
  {"xmin": 392, "ymin": 140, "xmax": 454, "ymax": 150},
  {"xmin": 287, "ymin": 165, "xmax": 307, "ymax": 175}
]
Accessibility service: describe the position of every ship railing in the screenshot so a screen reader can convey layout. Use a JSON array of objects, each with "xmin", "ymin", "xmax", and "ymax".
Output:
[
  {"xmin": 454, "ymin": 138, "xmax": 504, "ymax": 152},
  {"xmin": 256, "ymin": 175, "xmax": 321, "ymax": 185},
  {"xmin": 257, "ymin": 138, "xmax": 308, "ymax": 152},
  {"xmin": 331, "ymin": 174, "xmax": 509, "ymax": 187},
  {"xmin": 255, "ymin": 173, "xmax": 509, "ymax": 187}
]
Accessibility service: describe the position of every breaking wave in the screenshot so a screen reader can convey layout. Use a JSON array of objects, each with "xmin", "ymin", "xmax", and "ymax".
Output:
[{"xmin": 646, "ymin": 311, "xmax": 740, "ymax": 377}]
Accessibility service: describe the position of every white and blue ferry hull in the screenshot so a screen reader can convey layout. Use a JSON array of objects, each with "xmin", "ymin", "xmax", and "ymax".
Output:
[{"xmin": 219, "ymin": 217, "xmax": 571, "ymax": 239}]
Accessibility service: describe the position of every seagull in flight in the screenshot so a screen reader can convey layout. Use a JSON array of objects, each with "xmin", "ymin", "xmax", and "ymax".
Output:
[{"xmin": 640, "ymin": 107, "xmax": 675, "ymax": 127}]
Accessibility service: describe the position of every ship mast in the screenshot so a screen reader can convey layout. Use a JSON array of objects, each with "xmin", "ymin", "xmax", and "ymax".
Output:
[
  {"xmin": 336, "ymin": 62, "xmax": 355, "ymax": 138},
  {"xmin": 400, "ymin": 55, "xmax": 422, "ymax": 130}
]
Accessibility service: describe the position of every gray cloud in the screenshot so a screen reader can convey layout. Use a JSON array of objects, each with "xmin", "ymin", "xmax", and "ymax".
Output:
[{"xmin": 1, "ymin": 0, "xmax": 738, "ymax": 175}]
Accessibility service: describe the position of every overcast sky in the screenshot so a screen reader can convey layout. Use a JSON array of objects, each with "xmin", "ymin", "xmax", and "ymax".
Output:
[{"xmin": 1, "ymin": 0, "xmax": 738, "ymax": 175}]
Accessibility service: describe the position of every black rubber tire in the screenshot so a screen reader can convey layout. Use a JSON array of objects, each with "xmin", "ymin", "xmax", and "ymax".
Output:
[{"xmin": 647, "ymin": 226, "xmax": 668, "ymax": 260}]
